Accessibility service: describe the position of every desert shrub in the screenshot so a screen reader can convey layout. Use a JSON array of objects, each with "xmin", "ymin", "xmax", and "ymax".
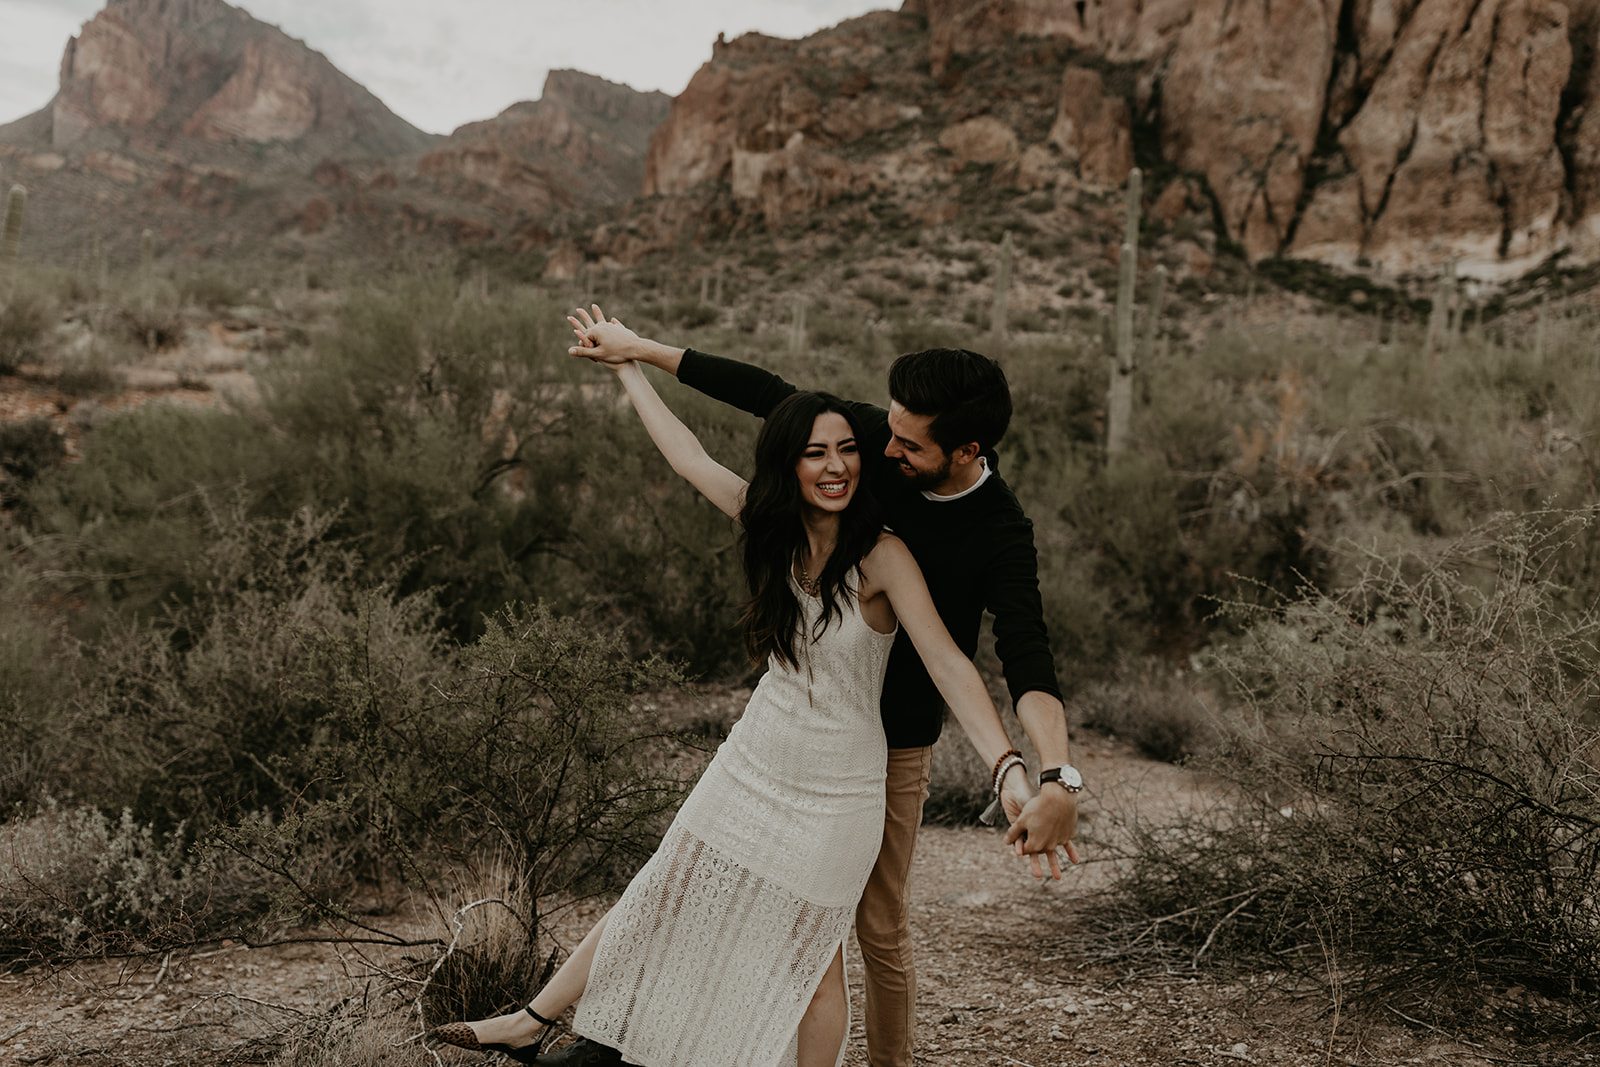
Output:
[
  {"xmin": 21, "ymin": 405, "xmax": 279, "ymax": 617},
  {"xmin": 324, "ymin": 602, "xmax": 693, "ymax": 897},
  {"xmin": 23, "ymin": 276, "xmax": 754, "ymax": 671},
  {"xmin": 0, "ymin": 285, "xmax": 52, "ymax": 372},
  {"xmin": 0, "ymin": 416, "xmax": 64, "ymax": 493},
  {"xmin": 1074, "ymin": 662, "xmax": 1218, "ymax": 764},
  {"xmin": 181, "ymin": 272, "xmax": 248, "ymax": 310},
  {"xmin": 201, "ymin": 600, "xmax": 696, "ymax": 940},
  {"xmin": 51, "ymin": 501, "xmax": 447, "ymax": 833},
  {"xmin": 0, "ymin": 800, "xmax": 274, "ymax": 959},
  {"xmin": 117, "ymin": 305, "xmax": 184, "ymax": 351},
  {"xmin": 1091, "ymin": 508, "xmax": 1600, "ymax": 1030},
  {"xmin": 924, "ymin": 731, "xmax": 993, "ymax": 826},
  {"xmin": 7, "ymin": 495, "xmax": 700, "ymax": 959},
  {"xmin": 670, "ymin": 299, "xmax": 720, "ymax": 328},
  {"xmin": 53, "ymin": 356, "xmax": 123, "ymax": 397}
]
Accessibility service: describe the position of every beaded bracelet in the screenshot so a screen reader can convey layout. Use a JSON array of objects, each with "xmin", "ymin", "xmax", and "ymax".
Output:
[{"xmin": 989, "ymin": 748, "xmax": 1025, "ymax": 800}]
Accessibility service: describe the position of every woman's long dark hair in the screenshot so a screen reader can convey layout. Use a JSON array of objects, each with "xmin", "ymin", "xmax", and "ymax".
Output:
[{"xmin": 739, "ymin": 392, "xmax": 883, "ymax": 670}]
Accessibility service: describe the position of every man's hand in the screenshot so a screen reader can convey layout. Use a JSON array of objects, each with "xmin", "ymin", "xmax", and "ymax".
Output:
[
  {"xmin": 567, "ymin": 304, "xmax": 639, "ymax": 365},
  {"xmin": 1004, "ymin": 786, "xmax": 1080, "ymax": 881},
  {"xmin": 567, "ymin": 304, "xmax": 687, "ymax": 375}
]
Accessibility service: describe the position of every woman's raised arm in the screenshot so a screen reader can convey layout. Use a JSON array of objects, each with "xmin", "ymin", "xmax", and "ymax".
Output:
[{"xmin": 612, "ymin": 360, "xmax": 748, "ymax": 521}]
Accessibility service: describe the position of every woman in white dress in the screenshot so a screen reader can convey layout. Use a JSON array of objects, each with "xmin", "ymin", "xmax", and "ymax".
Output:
[{"xmin": 428, "ymin": 353, "xmax": 1028, "ymax": 1067}]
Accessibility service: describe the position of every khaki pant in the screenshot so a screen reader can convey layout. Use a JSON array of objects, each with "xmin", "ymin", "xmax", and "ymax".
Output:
[{"xmin": 855, "ymin": 746, "xmax": 933, "ymax": 1067}]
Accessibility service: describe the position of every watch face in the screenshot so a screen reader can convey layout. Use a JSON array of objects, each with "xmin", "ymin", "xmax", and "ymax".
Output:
[{"xmin": 1044, "ymin": 765, "xmax": 1083, "ymax": 791}]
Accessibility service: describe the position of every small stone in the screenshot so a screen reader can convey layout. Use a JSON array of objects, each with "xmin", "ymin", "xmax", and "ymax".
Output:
[{"xmin": 1049, "ymin": 1028, "xmax": 1069, "ymax": 1041}]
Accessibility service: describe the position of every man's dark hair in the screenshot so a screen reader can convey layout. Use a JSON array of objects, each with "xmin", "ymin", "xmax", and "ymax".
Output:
[{"xmin": 887, "ymin": 348, "xmax": 1012, "ymax": 454}]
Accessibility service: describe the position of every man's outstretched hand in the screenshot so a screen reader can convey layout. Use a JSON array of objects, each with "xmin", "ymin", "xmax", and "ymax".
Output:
[{"xmin": 1002, "ymin": 784, "xmax": 1080, "ymax": 881}]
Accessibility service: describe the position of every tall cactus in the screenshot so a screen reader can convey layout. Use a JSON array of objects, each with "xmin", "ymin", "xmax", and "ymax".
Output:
[
  {"xmin": 990, "ymin": 230, "xmax": 1013, "ymax": 353},
  {"xmin": 140, "ymin": 228, "xmax": 155, "ymax": 314},
  {"xmin": 140, "ymin": 228, "xmax": 157, "ymax": 349},
  {"xmin": 1424, "ymin": 272, "xmax": 1445, "ymax": 366},
  {"xmin": 1534, "ymin": 294, "xmax": 1548, "ymax": 363},
  {"xmin": 1, "ymin": 184, "xmax": 26, "ymax": 302},
  {"xmin": 1136, "ymin": 265, "xmax": 1167, "ymax": 368},
  {"xmin": 789, "ymin": 293, "xmax": 808, "ymax": 356},
  {"xmin": 1105, "ymin": 167, "xmax": 1142, "ymax": 457}
]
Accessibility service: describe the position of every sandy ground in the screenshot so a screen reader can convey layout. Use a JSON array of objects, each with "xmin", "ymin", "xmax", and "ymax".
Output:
[{"xmin": 0, "ymin": 724, "xmax": 1584, "ymax": 1067}]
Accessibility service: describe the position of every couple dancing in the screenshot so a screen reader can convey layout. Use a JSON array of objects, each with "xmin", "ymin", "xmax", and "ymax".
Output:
[{"xmin": 428, "ymin": 309, "xmax": 1081, "ymax": 1067}]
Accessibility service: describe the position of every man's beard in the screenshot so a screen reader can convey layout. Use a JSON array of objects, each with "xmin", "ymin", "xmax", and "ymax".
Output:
[{"xmin": 893, "ymin": 454, "xmax": 952, "ymax": 492}]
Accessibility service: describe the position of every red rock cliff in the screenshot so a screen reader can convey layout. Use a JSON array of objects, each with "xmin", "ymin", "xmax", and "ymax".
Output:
[{"xmin": 641, "ymin": 0, "xmax": 1600, "ymax": 281}]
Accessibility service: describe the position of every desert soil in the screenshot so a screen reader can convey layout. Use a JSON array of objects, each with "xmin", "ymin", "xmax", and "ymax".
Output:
[{"xmin": 0, "ymin": 710, "xmax": 1583, "ymax": 1067}]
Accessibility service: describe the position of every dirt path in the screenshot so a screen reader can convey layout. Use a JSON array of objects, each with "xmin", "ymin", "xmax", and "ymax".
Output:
[{"xmin": 0, "ymin": 733, "xmax": 1577, "ymax": 1067}]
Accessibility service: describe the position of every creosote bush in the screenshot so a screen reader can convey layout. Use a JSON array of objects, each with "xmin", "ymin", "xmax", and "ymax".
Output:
[
  {"xmin": 0, "ymin": 800, "xmax": 274, "ymax": 958},
  {"xmin": 1090, "ymin": 508, "xmax": 1600, "ymax": 1030},
  {"xmin": 0, "ymin": 283, "xmax": 52, "ymax": 372}
]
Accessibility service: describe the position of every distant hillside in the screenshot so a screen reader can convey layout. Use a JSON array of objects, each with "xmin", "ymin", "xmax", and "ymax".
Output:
[
  {"xmin": 0, "ymin": 1, "xmax": 668, "ymax": 270},
  {"xmin": 2, "ymin": 0, "xmax": 434, "ymax": 160}
]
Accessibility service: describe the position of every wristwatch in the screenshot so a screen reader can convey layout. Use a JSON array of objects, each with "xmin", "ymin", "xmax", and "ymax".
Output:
[{"xmin": 1039, "ymin": 765, "xmax": 1083, "ymax": 793}]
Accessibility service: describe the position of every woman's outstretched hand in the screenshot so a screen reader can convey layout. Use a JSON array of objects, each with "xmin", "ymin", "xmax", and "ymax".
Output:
[{"xmin": 568, "ymin": 304, "xmax": 638, "ymax": 367}]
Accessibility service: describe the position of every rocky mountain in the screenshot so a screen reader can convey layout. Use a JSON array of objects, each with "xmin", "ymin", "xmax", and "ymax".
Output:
[
  {"xmin": 0, "ymin": 0, "xmax": 668, "ymax": 268},
  {"xmin": 28, "ymin": 0, "xmax": 434, "ymax": 160},
  {"xmin": 2, "ymin": 0, "xmax": 1595, "ymax": 291},
  {"xmin": 627, "ymin": 0, "xmax": 1600, "ymax": 285}
]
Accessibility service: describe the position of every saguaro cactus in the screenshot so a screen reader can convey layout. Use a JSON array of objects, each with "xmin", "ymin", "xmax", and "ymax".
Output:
[
  {"xmin": 789, "ymin": 293, "xmax": 808, "ymax": 356},
  {"xmin": 1, "ymin": 184, "xmax": 26, "ymax": 301},
  {"xmin": 1424, "ymin": 257, "xmax": 1457, "ymax": 366},
  {"xmin": 1105, "ymin": 167, "xmax": 1142, "ymax": 457},
  {"xmin": 1535, "ymin": 294, "xmax": 1548, "ymax": 362},
  {"xmin": 1136, "ymin": 265, "xmax": 1167, "ymax": 368},
  {"xmin": 140, "ymin": 228, "xmax": 154, "ymax": 313},
  {"xmin": 990, "ymin": 230, "xmax": 1013, "ymax": 353}
]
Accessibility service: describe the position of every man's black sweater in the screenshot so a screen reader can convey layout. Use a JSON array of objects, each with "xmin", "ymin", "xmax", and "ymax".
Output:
[{"xmin": 679, "ymin": 349, "xmax": 1062, "ymax": 749}]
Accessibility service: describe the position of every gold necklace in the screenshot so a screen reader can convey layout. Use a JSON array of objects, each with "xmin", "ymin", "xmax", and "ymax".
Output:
[{"xmin": 797, "ymin": 559, "xmax": 820, "ymax": 597}]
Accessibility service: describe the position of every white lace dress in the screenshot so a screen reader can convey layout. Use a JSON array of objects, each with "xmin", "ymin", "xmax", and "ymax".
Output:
[{"xmin": 572, "ymin": 576, "xmax": 896, "ymax": 1067}]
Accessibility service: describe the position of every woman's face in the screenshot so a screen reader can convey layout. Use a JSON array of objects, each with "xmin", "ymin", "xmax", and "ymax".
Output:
[{"xmin": 794, "ymin": 412, "xmax": 861, "ymax": 514}]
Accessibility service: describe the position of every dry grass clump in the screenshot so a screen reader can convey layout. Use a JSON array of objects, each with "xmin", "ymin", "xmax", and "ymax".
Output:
[
  {"xmin": 1088, "ymin": 508, "xmax": 1600, "ymax": 1032},
  {"xmin": 266, "ymin": 1005, "xmax": 415, "ymax": 1067},
  {"xmin": 413, "ymin": 864, "xmax": 557, "ymax": 1031}
]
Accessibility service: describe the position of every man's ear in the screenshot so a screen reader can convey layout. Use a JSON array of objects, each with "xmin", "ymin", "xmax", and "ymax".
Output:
[{"xmin": 949, "ymin": 442, "xmax": 982, "ymax": 467}]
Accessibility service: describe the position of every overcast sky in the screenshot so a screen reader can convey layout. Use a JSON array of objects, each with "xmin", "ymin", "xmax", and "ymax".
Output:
[{"xmin": 0, "ymin": 0, "xmax": 894, "ymax": 134}]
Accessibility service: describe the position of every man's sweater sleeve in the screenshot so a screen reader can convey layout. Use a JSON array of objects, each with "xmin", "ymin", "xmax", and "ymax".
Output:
[
  {"xmin": 678, "ymin": 349, "xmax": 799, "ymax": 418},
  {"xmin": 987, "ymin": 515, "xmax": 1065, "ymax": 706}
]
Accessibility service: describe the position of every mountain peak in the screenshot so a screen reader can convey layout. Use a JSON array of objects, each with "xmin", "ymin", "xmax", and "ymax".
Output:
[{"xmin": 48, "ymin": 0, "xmax": 433, "ymax": 157}]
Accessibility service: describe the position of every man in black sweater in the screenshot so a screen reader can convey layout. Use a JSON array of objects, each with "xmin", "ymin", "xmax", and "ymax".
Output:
[{"xmin": 548, "ymin": 308, "xmax": 1080, "ymax": 1067}]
